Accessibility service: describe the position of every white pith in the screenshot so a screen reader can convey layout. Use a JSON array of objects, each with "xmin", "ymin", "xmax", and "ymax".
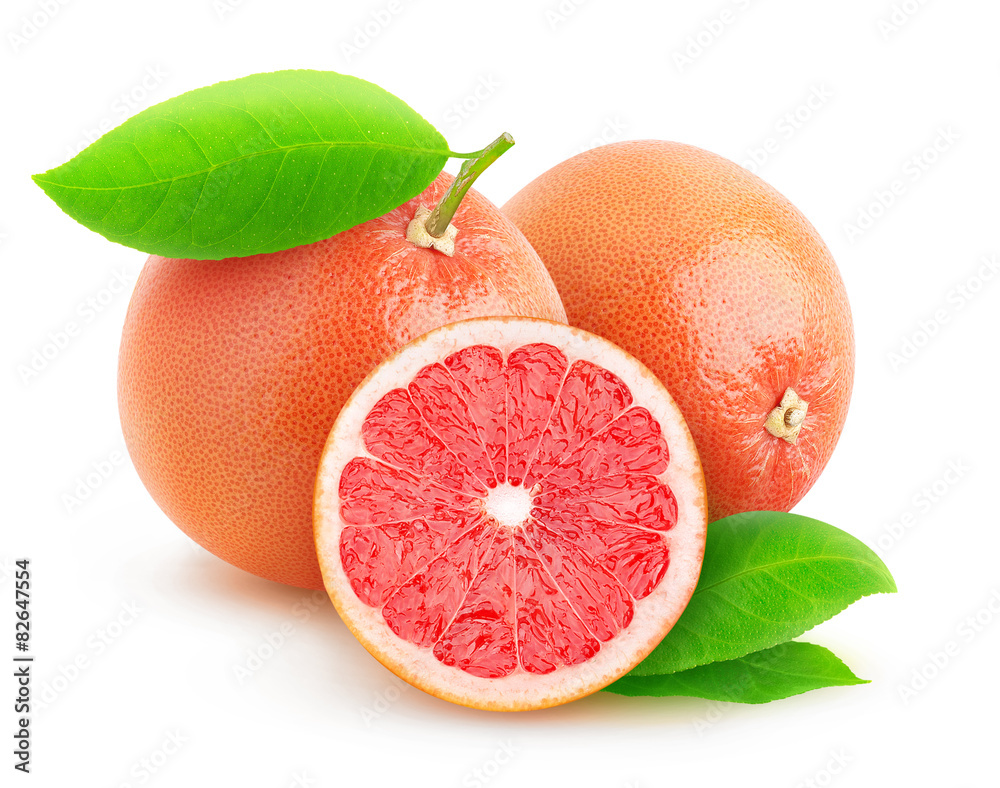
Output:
[
  {"xmin": 314, "ymin": 317, "xmax": 707, "ymax": 711},
  {"xmin": 482, "ymin": 483, "xmax": 535, "ymax": 531}
]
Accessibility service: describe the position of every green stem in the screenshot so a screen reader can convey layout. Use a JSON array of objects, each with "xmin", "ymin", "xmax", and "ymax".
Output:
[{"xmin": 425, "ymin": 133, "xmax": 514, "ymax": 238}]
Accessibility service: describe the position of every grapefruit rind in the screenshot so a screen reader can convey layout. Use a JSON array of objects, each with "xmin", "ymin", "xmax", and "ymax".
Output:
[{"xmin": 314, "ymin": 317, "xmax": 707, "ymax": 711}]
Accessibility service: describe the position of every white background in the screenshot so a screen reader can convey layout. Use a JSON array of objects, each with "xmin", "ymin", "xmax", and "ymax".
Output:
[{"xmin": 4, "ymin": 0, "xmax": 999, "ymax": 786}]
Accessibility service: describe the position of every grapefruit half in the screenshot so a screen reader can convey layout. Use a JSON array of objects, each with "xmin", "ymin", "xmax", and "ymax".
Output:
[{"xmin": 314, "ymin": 317, "xmax": 707, "ymax": 710}]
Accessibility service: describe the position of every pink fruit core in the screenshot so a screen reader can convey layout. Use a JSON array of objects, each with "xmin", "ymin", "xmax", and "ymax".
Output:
[{"xmin": 339, "ymin": 343, "xmax": 677, "ymax": 678}]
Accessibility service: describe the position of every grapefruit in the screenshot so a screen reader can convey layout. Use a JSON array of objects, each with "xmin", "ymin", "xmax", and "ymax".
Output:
[
  {"xmin": 503, "ymin": 140, "xmax": 854, "ymax": 521},
  {"xmin": 119, "ymin": 172, "xmax": 566, "ymax": 590},
  {"xmin": 314, "ymin": 317, "xmax": 707, "ymax": 710}
]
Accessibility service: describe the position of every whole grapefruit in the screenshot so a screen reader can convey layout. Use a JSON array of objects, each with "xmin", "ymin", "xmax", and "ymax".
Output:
[
  {"xmin": 119, "ymin": 172, "xmax": 567, "ymax": 589},
  {"xmin": 503, "ymin": 140, "xmax": 854, "ymax": 521}
]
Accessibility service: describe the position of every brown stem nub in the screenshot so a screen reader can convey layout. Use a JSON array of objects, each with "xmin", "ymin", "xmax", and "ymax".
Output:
[{"xmin": 765, "ymin": 388, "xmax": 809, "ymax": 444}]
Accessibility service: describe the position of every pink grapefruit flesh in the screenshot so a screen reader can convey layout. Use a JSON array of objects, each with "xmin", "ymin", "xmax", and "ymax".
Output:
[{"xmin": 314, "ymin": 317, "xmax": 707, "ymax": 710}]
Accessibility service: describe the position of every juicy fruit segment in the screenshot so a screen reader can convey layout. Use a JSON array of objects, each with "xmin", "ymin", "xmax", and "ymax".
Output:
[{"xmin": 316, "ymin": 318, "xmax": 707, "ymax": 711}]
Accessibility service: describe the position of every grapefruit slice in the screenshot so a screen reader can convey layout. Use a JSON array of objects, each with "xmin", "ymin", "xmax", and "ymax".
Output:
[{"xmin": 314, "ymin": 317, "xmax": 707, "ymax": 710}]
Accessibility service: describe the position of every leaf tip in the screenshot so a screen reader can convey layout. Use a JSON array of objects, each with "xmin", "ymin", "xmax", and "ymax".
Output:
[{"xmin": 30, "ymin": 167, "xmax": 66, "ymax": 208}]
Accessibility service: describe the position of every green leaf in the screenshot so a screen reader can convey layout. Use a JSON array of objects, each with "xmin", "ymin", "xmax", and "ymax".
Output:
[
  {"xmin": 32, "ymin": 70, "xmax": 450, "ymax": 260},
  {"xmin": 629, "ymin": 512, "xmax": 896, "ymax": 677},
  {"xmin": 605, "ymin": 641, "xmax": 868, "ymax": 703}
]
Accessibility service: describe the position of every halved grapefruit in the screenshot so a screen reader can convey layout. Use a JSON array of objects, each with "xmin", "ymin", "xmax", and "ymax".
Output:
[{"xmin": 314, "ymin": 317, "xmax": 707, "ymax": 710}]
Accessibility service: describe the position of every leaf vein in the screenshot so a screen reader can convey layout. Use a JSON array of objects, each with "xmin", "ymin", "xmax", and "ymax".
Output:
[{"xmin": 35, "ymin": 141, "xmax": 447, "ymax": 192}]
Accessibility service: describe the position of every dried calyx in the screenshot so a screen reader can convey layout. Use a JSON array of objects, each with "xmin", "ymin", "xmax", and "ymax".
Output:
[{"xmin": 765, "ymin": 387, "xmax": 809, "ymax": 444}]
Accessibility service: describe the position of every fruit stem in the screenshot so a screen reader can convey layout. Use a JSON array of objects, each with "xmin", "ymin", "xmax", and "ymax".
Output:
[{"xmin": 424, "ymin": 133, "xmax": 514, "ymax": 238}]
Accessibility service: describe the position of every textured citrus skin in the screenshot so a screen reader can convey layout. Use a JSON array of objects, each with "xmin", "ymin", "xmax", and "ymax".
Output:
[
  {"xmin": 119, "ymin": 173, "xmax": 567, "ymax": 589},
  {"xmin": 503, "ymin": 141, "xmax": 854, "ymax": 521}
]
